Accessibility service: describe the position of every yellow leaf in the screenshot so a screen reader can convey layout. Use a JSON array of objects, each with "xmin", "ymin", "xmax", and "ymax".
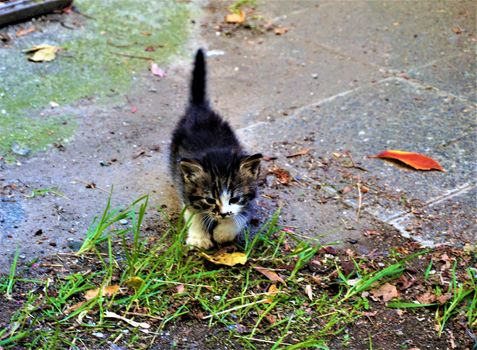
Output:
[
  {"xmin": 126, "ymin": 276, "xmax": 144, "ymax": 290},
  {"xmin": 200, "ymin": 251, "xmax": 247, "ymax": 266},
  {"xmin": 84, "ymin": 284, "xmax": 120, "ymax": 300},
  {"xmin": 24, "ymin": 44, "xmax": 60, "ymax": 62},
  {"xmin": 225, "ymin": 10, "xmax": 245, "ymax": 24}
]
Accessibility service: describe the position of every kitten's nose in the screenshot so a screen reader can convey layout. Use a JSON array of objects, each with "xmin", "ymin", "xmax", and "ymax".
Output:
[{"xmin": 219, "ymin": 212, "xmax": 230, "ymax": 218}]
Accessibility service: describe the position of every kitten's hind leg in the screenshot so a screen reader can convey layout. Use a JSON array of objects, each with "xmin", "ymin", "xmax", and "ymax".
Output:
[{"xmin": 184, "ymin": 209, "xmax": 213, "ymax": 249}]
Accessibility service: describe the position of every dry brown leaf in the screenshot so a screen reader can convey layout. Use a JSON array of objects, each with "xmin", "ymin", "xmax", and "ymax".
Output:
[
  {"xmin": 370, "ymin": 282, "xmax": 399, "ymax": 302},
  {"xmin": 274, "ymin": 27, "xmax": 289, "ymax": 35},
  {"xmin": 254, "ymin": 265, "xmax": 285, "ymax": 284},
  {"xmin": 64, "ymin": 301, "xmax": 86, "ymax": 315},
  {"xmin": 225, "ymin": 10, "xmax": 246, "ymax": 24},
  {"xmin": 369, "ymin": 150, "xmax": 444, "ymax": 171},
  {"xmin": 416, "ymin": 291, "xmax": 436, "ymax": 304},
  {"xmin": 16, "ymin": 26, "xmax": 36, "ymax": 37},
  {"xmin": 267, "ymin": 284, "xmax": 279, "ymax": 296},
  {"xmin": 270, "ymin": 167, "xmax": 292, "ymax": 185},
  {"xmin": 84, "ymin": 284, "xmax": 120, "ymax": 300},
  {"xmin": 200, "ymin": 251, "xmax": 247, "ymax": 266},
  {"xmin": 286, "ymin": 148, "xmax": 311, "ymax": 158}
]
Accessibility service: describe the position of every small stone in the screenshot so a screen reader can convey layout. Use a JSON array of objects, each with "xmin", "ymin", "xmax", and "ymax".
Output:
[
  {"xmin": 11, "ymin": 142, "xmax": 31, "ymax": 156},
  {"xmin": 119, "ymin": 219, "xmax": 129, "ymax": 225},
  {"xmin": 213, "ymin": 295, "xmax": 221, "ymax": 301},
  {"xmin": 311, "ymin": 73, "xmax": 318, "ymax": 79},
  {"xmin": 67, "ymin": 239, "xmax": 82, "ymax": 251}
]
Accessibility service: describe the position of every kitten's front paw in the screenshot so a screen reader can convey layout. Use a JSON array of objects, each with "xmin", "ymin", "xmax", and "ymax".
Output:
[{"xmin": 186, "ymin": 235, "xmax": 214, "ymax": 250}]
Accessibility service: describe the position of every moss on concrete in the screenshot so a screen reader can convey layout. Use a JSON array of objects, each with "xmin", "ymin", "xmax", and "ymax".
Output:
[{"xmin": 0, "ymin": 0, "xmax": 189, "ymax": 158}]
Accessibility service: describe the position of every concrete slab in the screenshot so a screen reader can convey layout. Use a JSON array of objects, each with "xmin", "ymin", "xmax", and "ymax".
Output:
[
  {"xmin": 239, "ymin": 77, "xmax": 476, "ymax": 245},
  {"xmin": 390, "ymin": 185, "xmax": 476, "ymax": 246},
  {"xmin": 409, "ymin": 52, "xmax": 477, "ymax": 103},
  {"xmin": 284, "ymin": 0, "xmax": 476, "ymax": 70}
]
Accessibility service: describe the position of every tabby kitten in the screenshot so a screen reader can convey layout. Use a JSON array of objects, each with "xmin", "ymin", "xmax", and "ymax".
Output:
[{"xmin": 170, "ymin": 49, "xmax": 262, "ymax": 249}]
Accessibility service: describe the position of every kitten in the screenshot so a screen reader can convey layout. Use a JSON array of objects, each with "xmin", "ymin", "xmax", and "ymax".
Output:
[{"xmin": 169, "ymin": 49, "xmax": 262, "ymax": 249}]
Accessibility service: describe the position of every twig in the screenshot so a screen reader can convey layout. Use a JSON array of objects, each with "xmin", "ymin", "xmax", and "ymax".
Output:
[
  {"xmin": 72, "ymin": 179, "xmax": 109, "ymax": 193},
  {"xmin": 234, "ymin": 336, "xmax": 292, "ymax": 346},
  {"xmin": 202, "ymin": 299, "xmax": 270, "ymax": 320},
  {"xmin": 111, "ymin": 52, "xmax": 153, "ymax": 61},
  {"xmin": 356, "ymin": 175, "xmax": 362, "ymax": 221}
]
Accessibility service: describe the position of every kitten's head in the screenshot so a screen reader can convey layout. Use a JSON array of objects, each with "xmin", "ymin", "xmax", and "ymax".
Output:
[{"xmin": 179, "ymin": 152, "xmax": 262, "ymax": 223}]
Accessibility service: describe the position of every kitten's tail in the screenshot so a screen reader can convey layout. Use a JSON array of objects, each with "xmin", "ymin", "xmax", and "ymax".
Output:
[{"xmin": 190, "ymin": 49, "xmax": 207, "ymax": 106}]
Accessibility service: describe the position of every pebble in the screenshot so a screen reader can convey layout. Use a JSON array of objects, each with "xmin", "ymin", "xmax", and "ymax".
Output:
[
  {"xmin": 213, "ymin": 295, "xmax": 221, "ymax": 301},
  {"xmin": 119, "ymin": 219, "xmax": 129, "ymax": 225},
  {"xmin": 11, "ymin": 142, "xmax": 31, "ymax": 156},
  {"xmin": 312, "ymin": 73, "xmax": 318, "ymax": 79}
]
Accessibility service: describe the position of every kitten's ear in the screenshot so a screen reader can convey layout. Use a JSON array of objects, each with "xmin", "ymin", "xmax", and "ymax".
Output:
[
  {"xmin": 180, "ymin": 159, "xmax": 204, "ymax": 183},
  {"xmin": 239, "ymin": 153, "xmax": 262, "ymax": 179}
]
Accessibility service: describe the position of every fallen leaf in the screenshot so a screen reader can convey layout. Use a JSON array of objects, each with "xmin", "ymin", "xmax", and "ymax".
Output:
[
  {"xmin": 305, "ymin": 284, "xmax": 313, "ymax": 301},
  {"xmin": 369, "ymin": 150, "xmax": 444, "ymax": 171},
  {"xmin": 370, "ymin": 283, "xmax": 399, "ymax": 302},
  {"xmin": 274, "ymin": 27, "xmax": 289, "ymax": 35},
  {"xmin": 286, "ymin": 148, "xmax": 311, "ymax": 158},
  {"xmin": 126, "ymin": 276, "xmax": 144, "ymax": 290},
  {"xmin": 145, "ymin": 46, "xmax": 156, "ymax": 52},
  {"xmin": 452, "ymin": 26, "xmax": 462, "ymax": 34},
  {"xmin": 85, "ymin": 182, "xmax": 96, "ymax": 189},
  {"xmin": 200, "ymin": 251, "xmax": 247, "ymax": 266},
  {"xmin": 416, "ymin": 291, "xmax": 436, "ymax": 304},
  {"xmin": 24, "ymin": 44, "xmax": 60, "ymax": 62},
  {"xmin": 131, "ymin": 105, "xmax": 137, "ymax": 113},
  {"xmin": 64, "ymin": 301, "xmax": 86, "ymax": 315},
  {"xmin": 270, "ymin": 167, "xmax": 292, "ymax": 185},
  {"xmin": 16, "ymin": 26, "xmax": 36, "ymax": 37},
  {"xmin": 84, "ymin": 285, "xmax": 120, "ymax": 300},
  {"xmin": 225, "ymin": 10, "xmax": 245, "ymax": 24},
  {"xmin": 104, "ymin": 311, "xmax": 150, "ymax": 329},
  {"xmin": 253, "ymin": 265, "xmax": 285, "ymax": 284},
  {"xmin": 150, "ymin": 62, "xmax": 166, "ymax": 77},
  {"xmin": 176, "ymin": 284, "xmax": 185, "ymax": 294},
  {"xmin": 267, "ymin": 284, "xmax": 279, "ymax": 296}
]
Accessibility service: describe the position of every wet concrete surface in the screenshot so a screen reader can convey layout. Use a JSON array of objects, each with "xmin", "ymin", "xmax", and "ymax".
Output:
[{"xmin": 0, "ymin": 0, "xmax": 476, "ymax": 271}]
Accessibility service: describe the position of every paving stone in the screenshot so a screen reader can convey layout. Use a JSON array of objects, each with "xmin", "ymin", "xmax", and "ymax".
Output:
[
  {"xmin": 390, "ymin": 185, "xmax": 477, "ymax": 246},
  {"xmin": 239, "ymin": 77, "xmax": 476, "ymax": 244},
  {"xmin": 285, "ymin": 0, "xmax": 476, "ymax": 70},
  {"xmin": 409, "ymin": 52, "xmax": 477, "ymax": 103}
]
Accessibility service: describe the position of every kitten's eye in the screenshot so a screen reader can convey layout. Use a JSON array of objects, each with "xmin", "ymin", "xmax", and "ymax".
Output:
[
  {"xmin": 205, "ymin": 198, "xmax": 216, "ymax": 205},
  {"xmin": 229, "ymin": 196, "xmax": 240, "ymax": 204}
]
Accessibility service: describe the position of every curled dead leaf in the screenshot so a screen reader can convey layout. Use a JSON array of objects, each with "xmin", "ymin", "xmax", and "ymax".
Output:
[
  {"xmin": 369, "ymin": 150, "xmax": 444, "ymax": 171},
  {"xmin": 254, "ymin": 265, "xmax": 285, "ymax": 284},
  {"xmin": 23, "ymin": 44, "xmax": 60, "ymax": 62},
  {"xmin": 270, "ymin": 166, "xmax": 292, "ymax": 185},
  {"xmin": 84, "ymin": 284, "xmax": 120, "ymax": 300},
  {"xmin": 200, "ymin": 251, "xmax": 247, "ymax": 266},
  {"xmin": 225, "ymin": 10, "xmax": 245, "ymax": 24},
  {"xmin": 370, "ymin": 282, "xmax": 399, "ymax": 302},
  {"xmin": 274, "ymin": 27, "xmax": 289, "ymax": 35}
]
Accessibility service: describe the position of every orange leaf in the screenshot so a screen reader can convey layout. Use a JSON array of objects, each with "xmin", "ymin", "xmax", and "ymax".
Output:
[
  {"xmin": 369, "ymin": 150, "xmax": 444, "ymax": 171},
  {"xmin": 84, "ymin": 285, "xmax": 120, "ymax": 300},
  {"xmin": 254, "ymin": 265, "xmax": 285, "ymax": 284},
  {"xmin": 225, "ymin": 10, "xmax": 245, "ymax": 24}
]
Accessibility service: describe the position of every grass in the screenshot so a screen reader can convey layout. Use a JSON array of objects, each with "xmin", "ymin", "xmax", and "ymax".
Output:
[{"xmin": 0, "ymin": 195, "xmax": 475, "ymax": 349}]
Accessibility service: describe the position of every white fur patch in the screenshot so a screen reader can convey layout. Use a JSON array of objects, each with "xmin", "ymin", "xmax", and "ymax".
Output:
[
  {"xmin": 184, "ymin": 209, "xmax": 213, "ymax": 249},
  {"xmin": 219, "ymin": 192, "xmax": 241, "ymax": 216},
  {"xmin": 213, "ymin": 217, "xmax": 241, "ymax": 244}
]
